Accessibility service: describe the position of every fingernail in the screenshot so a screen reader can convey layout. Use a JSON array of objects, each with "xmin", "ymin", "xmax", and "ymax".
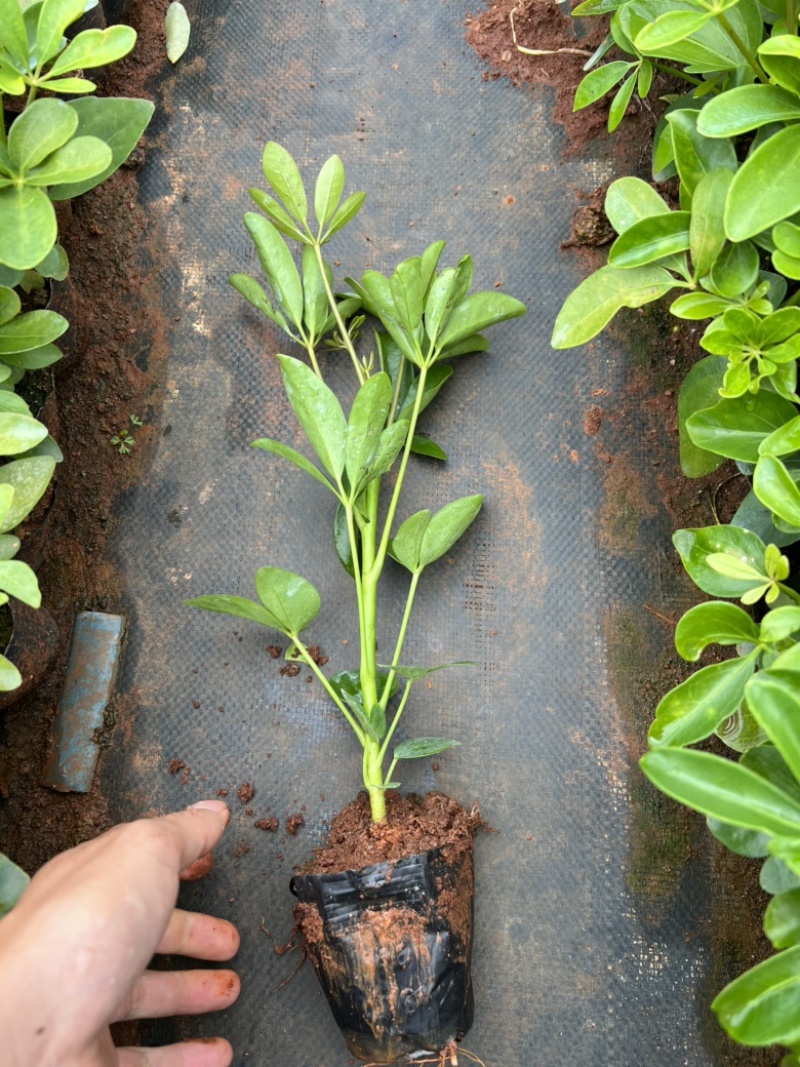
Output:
[{"xmin": 189, "ymin": 799, "xmax": 229, "ymax": 815}]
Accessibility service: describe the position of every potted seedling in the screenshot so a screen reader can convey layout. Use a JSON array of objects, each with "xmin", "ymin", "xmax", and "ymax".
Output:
[{"xmin": 188, "ymin": 144, "xmax": 525, "ymax": 1064}]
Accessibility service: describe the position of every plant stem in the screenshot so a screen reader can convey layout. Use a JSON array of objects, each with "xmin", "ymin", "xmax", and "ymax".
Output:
[
  {"xmin": 312, "ymin": 240, "xmax": 364, "ymax": 385},
  {"xmin": 778, "ymin": 582, "xmax": 800, "ymax": 605},
  {"xmin": 652, "ymin": 62, "xmax": 706, "ymax": 88},
  {"xmin": 372, "ymin": 364, "xmax": 430, "ymax": 578},
  {"xmin": 788, "ymin": 0, "xmax": 798, "ymax": 33},
  {"xmin": 365, "ymin": 740, "xmax": 386, "ymax": 821},
  {"xmin": 379, "ymin": 570, "xmax": 421, "ymax": 707},
  {"xmin": 716, "ymin": 12, "xmax": 768, "ymax": 82},
  {"xmin": 378, "ymin": 680, "xmax": 413, "ymax": 765},
  {"xmin": 289, "ymin": 634, "xmax": 366, "ymax": 743}
]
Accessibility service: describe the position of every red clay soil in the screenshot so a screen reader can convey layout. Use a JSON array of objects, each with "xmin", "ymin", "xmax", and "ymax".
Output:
[{"xmin": 300, "ymin": 791, "xmax": 480, "ymax": 874}]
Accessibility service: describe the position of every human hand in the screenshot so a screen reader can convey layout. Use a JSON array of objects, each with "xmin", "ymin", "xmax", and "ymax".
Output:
[{"xmin": 0, "ymin": 799, "xmax": 240, "ymax": 1067}]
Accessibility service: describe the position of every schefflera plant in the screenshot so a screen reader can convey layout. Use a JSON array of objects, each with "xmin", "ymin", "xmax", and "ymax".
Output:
[{"xmin": 188, "ymin": 144, "xmax": 525, "ymax": 823}]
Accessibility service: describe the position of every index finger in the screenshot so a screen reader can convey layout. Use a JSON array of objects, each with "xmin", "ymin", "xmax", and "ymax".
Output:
[{"xmin": 155, "ymin": 801, "xmax": 231, "ymax": 873}]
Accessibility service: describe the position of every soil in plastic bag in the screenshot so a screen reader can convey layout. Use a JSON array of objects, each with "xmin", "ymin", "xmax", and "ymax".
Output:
[{"xmin": 291, "ymin": 793, "xmax": 478, "ymax": 1063}]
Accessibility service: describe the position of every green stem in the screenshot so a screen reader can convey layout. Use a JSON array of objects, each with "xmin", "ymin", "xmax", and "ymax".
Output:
[
  {"xmin": 387, "ymin": 352, "xmax": 407, "ymax": 426},
  {"xmin": 378, "ymin": 680, "xmax": 414, "ymax": 765},
  {"xmin": 312, "ymin": 240, "xmax": 364, "ymax": 385},
  {"xmin": 379, "ymin": 570, "xmax": 421, "ymax": 707},
  {"xmin": 652, "ymin": 62, "xmax": 705, "ymax": 88},
  {"xmin": 778, "ymin": 582, "xmax": 800, "ymax": 606},
  {"xmin": 364, "ymin": 740, "xmax": 386, "ymax": 821},
  {"xmin": 371, "ymin": 363, "xmax": 430, "ymax": 579},
  {"xmin": 788, "ymin": 0, "xmax": 798, "ymax": 33},
  {"xmin": 716, "ymin": 12, "xmax": 768, "ymax": 82},
  {"xmin": 289, "ymin": 634, "xmax": 365, "ymax": 743}
]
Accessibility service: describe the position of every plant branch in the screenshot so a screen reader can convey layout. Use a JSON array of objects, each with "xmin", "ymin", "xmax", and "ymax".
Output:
[
  {"xmin": 379, "ymin": 570, "xmax": 421, "ymax": 708},
  {"xmin": 652, "ymin": 62, "xmax": 705, "ymax": 87},
  {"xmin": 378, "ymin": 680, "xmax": 414, "ymax": 764},
  {"xmin": 290, "ymin": 633, "xmax": 366, "ymax": 744},
  {"xmin": 313, "ymin": 240, "xmax": 364, "ymax": 384},
  {"xmin": 716, "ymin": 12, "xmax": 768, "ymax": 82}
]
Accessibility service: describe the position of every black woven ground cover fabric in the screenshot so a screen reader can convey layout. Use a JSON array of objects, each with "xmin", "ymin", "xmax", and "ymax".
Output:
[{"xmin": 103, "ymin": 0, "xmax": 737, "ymax": 1062}]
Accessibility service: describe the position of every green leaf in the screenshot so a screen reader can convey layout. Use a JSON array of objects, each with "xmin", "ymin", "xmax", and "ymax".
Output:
[
  {"xmin": 393, "ymin": 737, "xmax": 460, "ymax": 760},
  {"xmin": 390, "ymin": 256, "xmax": 425, "ymax": 334},
  {"xmin": 253, "ymin": 566, "xmax": 320, "ymax": 636},
  {"xmin": 762, "ymin": 855, "xmax": 800, "ymax": 895},
  {"xmin": 1, "ymin": 343, "xmax": 62, "ymax": 370},
  {"xmin": 670, "ymin": 292, "xmax": 732, "ymax": 320},
  {"xmin": 677, "ymin": 356, "xmax": 726, "ymax": 477},
  {"xmin": 49, "ymin": 24, "xmax": 135, "ymax": 75},
  {"xmin": 436, "ymin": 291, "xmax": 525, "ymax": 352},
  {"xmin": 323, "ymin": 190, "xmax": 365, "ymax": 241},
  {"xmin": 25, "ymin": 135, "xmax": 111, "ymax": 187},
  {"xmin": 0, "ymin": 309, "xmax": 67, "ymax": 354},
  {"xmin": 48, "ymin": 97, "xmax": 155, "ymax": 201},
  {"xmin": 748, "ymin": 671, "xmax": 800, "ymax": 783},
  {"xmin": 649, "ymin": 653, "xmax": 757, "ymax": 747},
  {"xmin": 300, "ymin": 245, "xmax": 330, "ymax": 339},
  {"xmin": 0, "ymin": 185, "xmax": 56, "ymax": 271},
  {"xmin": 261, "ymin": 142, "xmax": 307, "ymax": 224},
  {"xmin": 713, "ymin": 944, "xmax": 800, "ymax": 1045},
  {"xmin": 759, "ymin": 416, "xmax": 800, "ymax": 458},
  {"xmin": 35, "ymin": 0, "xmax": 89, "ymax": 65},
  {"xmin": 410, "ymin": 434, "xmax": 446, "ymax": 461},
  {"xmin": 608, "ymin": 211, "xmax": 691, "ymax": 268},
  {"xmin": 573, "ymin": 61, "xmax": 634, "ymax": 110},
  {"xmin": 0, "ymin": 0, "xmax": 31, "ymax": 68},
  {"xmin": 667, "ymin": 109, "xmax": 737, "ymax": 196},
  {"xmin": 698, "ymin": 85, "xmax": 800, "ymax": 139},
  {"xmin": 380, "ymin": 661, "xmax": 472, "ymax": 681},
  {"xmin": 605, "ymin": 176, "xmax": 670, "ymax": 234},
  {"xmin": 35, "ymin": 243, "xmax": 68, "ymax": 281},
  {"xmin": 759, "ymin": 35, "xmax": 800, "ymax": 94},
  {"xmin": 229, "ymin": 272, "xmax": 289, "ymax": 332},
  {"xmin": 419, "ymin": 494, "xmax": 482, "ymax": 568},
  {"xmin": 551, "ymin": 265, "xmax": 675, "ymax": 348},
  {"xmin": 673, "ymin": 525, "xmax": 769, "ymax": 598},
  {"xmin": 248, "ymin": 188, "xmax": 306, "ymax": 241},
  {"xmin": 755, "ymin": 456, "xmax": 800, "ymax": 528},
  {"xmin": 733, "ymin": 490, "xmax": 799, "ymax": 549},
  {"xmin": 726, "ymin": 125, "xmax": 800, "ymax": 242},
  {"xmin": 0, "ymin": 652, "xmax": 20, "ymax": 691},
  {"xmin": 390, "ymin": 510, "xmax": 430, "ymax": 573},
  {"xmin": 424, "ymin": 257, "xmax": 473, "ymax": 344},
  {"xmin": 0, "ymin": 413, "xmax": 48, "ymax": 455},
  {"xmin": 345, "ymin": 372, "xmax": 391, "ymax": 494},
  {"xmin": 689, "ymin": 169, "xmax": 732, "ymax": 280},
  {"xmin": 7, "ymin": 99, "xmax": 76, "ymax": 172},
  {"xmin": 686, "ymin": 392, "xmax": 798, "ymax": 463},
  {"xmin": 0, "ymin": 560, "xmax": 39, "ymax": 607},
  {"xmin": 640, "ymin": 747, "xmax": 800, "ymax": 835},
  {"xmin": 635, "ymin": 9, "xmax": 712, "ymax": 51},
  {"xmin": 710, "ymin": 241, "xmax": 760, "ymax": 299},
  {"xmin": 708, "ymin": 815, "xmax": 770, "ymax": 857},
  {"xmin": 250, "ymin": 437, "xmax": 335, "ymax": 495},
  {"xmin": 244, "ymin": 213, "xmax": 303, "ymax": 328},
  {"xmin": 165, "ymin": 2, "xmax": 190, "ymax": 63},
  {"xmin": 0, "ymin": 852, "xmax": 28, "ymax": 916},
  {"xmin": 675, "ymin": 602, "xmax": 758, "ymax": 661},
  {"xmin": 759, "ymin": 607, "xmax": 800, "ymax": 643},
  {"xmin": 277, "ymin": 354, "xmax": 346, "ymax": 481},
  {"xmin": 0, "ymin": 535, "xmax": 20, "ymax": 562},
  {"xmin": 608, "ymin": 71, "xmax": 637, "ymax": 132},
  {"xmin": 774, "ymin": 222, "xmax": 800, "ymax": 259},
  {"xmin": 0, "ymin": 287, "xmax": 20, "ymax": 328},
  {"xmin": 765, "ymin": 889, "xmax": 800, "ymax": 948},
  {"xmin": 187, "ymin": 593, "xmax": 281, "ymax": 629},
  {"xmin": 0, "ymin": 455, "xmax": 55, "ymax": 531},
  {"xmin": 314, "ymin": 153, "xmax": 344, "ymax": 229},
  {"xmin": 397, "ymin": 364, "xmax": 453, "ymax": 423},
  {"xmin": 361, "ymin": 419, "xmax": 408, "ymax": 486}
]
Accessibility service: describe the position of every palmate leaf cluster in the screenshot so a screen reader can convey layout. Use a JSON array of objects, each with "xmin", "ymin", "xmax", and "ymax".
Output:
[
  {"xmin": 553, "ymin": 0, "xmax": 800, "ymax": 1049},
  {"xmin": 189, "ymin": 144, "xmax": 525, "ymax": 817}
]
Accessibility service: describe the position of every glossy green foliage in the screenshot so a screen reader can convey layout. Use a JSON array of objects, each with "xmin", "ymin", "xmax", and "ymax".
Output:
[{"xmin": 194, "ymin": 146, "xmax": 525, "ymax": 820}]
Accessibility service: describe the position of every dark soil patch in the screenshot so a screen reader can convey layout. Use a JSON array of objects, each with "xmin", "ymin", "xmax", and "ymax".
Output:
[
  {"xmin": 300, "ymin": 791, "xmax": 480, "ymax": 875},
  {"xmin": 0, "ymin": 0, "xmax": 172, "ymax": 874},
  {"xmin": 466, "ymin": 0, "xmax": 665, "ymax": 157}
]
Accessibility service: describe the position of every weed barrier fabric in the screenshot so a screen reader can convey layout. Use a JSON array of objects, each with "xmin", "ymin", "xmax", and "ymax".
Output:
[{"xmin": 104, "ymin": 1, "xmax": 747, "ymax": 1064}]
